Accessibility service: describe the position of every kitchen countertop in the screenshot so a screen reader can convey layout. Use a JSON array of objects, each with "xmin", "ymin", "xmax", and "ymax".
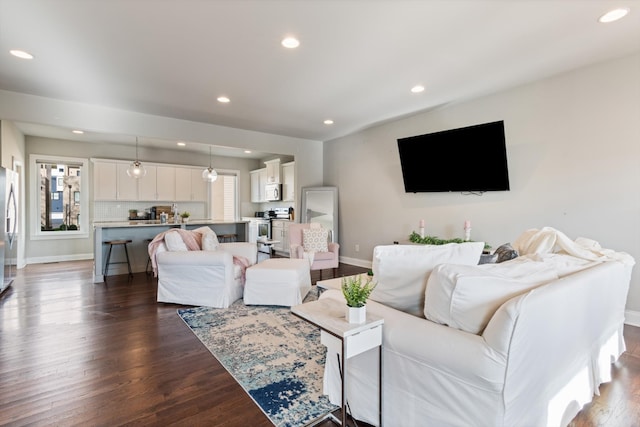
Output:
[{"xmin": 93, "ymin": 219, "xmax": 249, "ymax": 228}]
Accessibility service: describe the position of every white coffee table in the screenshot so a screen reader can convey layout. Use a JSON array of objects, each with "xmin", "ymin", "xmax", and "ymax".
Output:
[{"xmin": 291, "ymin": 298, "xmax": 384, "ymax": 427}]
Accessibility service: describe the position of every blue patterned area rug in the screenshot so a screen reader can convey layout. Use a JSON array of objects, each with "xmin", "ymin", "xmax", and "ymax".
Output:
[{"xmin": 177, "ymin": 289, "xmax": 338, "ymax": 427}]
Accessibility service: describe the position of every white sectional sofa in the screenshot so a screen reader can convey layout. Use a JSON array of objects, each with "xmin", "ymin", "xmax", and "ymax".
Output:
[{"xmin": 319, "ymin": 228, "xmax": 635, "ymax": 427}]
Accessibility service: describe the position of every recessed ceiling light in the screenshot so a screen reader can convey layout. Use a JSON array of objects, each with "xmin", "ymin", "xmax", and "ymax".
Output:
[
  {"xmin": 217, "ymin": 96, "xmax": 230, "ymax": 103},
  {"xmin": 10, "ymin": 49, "xmax": 34, "ymax": 59},
  {"xmin": 244, "ymin": 150, "xmax": 252, "ymax": 154},
  {"xmin": 411, "ymin": 85, "xmax": 425, "ymax": 93},
  {"xmin": 72, "ymin": 130, "xmax": 84, "ymax": 134},
  {"xmin": 324, "ymin": 119, "xmax": 334, "ymax": 125},
  {"xmin": 281, "ymin": 37, "xmax": 300, "ymax": 49},
  {"xmin": 599, "ymin": 8, "xmax": 630, "ymax": 23},
  {"xmin": 177, "ymin": 142, "xmax": 186, "ymax": 147}
]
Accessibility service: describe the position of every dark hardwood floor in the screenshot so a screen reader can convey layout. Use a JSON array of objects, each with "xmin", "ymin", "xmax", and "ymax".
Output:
[{"xmin": 0, "ymin": 260, "xmax": 638, "ymax": 426}]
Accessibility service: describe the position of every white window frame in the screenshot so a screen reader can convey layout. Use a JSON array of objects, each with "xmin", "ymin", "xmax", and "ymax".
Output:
[{"xmin": 30, "ymin": 154, "xmax": 90, "ymax": 240}]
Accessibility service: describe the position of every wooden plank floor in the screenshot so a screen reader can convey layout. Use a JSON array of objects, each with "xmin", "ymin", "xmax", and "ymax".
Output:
[{"xmin": 0, "ymin": 260, "xmax": 638, "ymax": 426}]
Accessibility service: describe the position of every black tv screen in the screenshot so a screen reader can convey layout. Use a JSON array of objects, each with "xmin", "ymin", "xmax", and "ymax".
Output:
[{"xmin": 397, "ymin": 120, "xmax": 510, "ymax": 193}]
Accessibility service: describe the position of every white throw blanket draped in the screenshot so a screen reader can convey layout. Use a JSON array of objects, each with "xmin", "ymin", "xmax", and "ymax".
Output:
[{"xmin": 513, "ymin": 227, "xmax": 635, "ymax": 266}]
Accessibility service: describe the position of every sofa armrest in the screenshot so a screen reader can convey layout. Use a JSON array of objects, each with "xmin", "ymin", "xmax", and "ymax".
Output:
[
  {"xmin": 290, "ymin": 244, "xmax": 304, "ymax": 259},
  {"xmin": 219, "ymin": 242, "xmax": 258, "ymax": 265}
]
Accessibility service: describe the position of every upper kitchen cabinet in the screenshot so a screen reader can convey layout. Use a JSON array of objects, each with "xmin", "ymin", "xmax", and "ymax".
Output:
[
  {"xmin": 264, "ymin": 159, "xmax": 281, "ymax": 184},
  {"xmin": 93, "ymin": 160, "xmax": 137, "ymax": 200},
  {"xmin": 282, "ymin": 161, "xmax": 295, "ymax": 202},
  {"xmin": 156, "ymin": 166, "xmax": 176, "ymax": 201},
  {"xmin": 116, "ymin": 163, "xmax": 138, "ymax": 200},
  {"xmin": 175, "ymin": 167, "xmax": 208, "ymax": 202},
  {"xmin": 250, "ymin": 168, "xmax": 267, "ymax": 203},
  {"xmin": 93, "ymin": 161, "xmax": 117, "ymax": 200},
  {"xmin": 137, "ymin": 165, "xmax": 158, "ymax": 200},
  {"xmin": 132, "ymin": 164, "xmax": 176, "ymax": 201}
]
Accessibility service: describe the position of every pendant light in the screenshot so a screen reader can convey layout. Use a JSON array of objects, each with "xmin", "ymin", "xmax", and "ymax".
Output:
[
  {"xmin": 202, "ymin": 146, "xmax": 218, "ymax": 182},
  {"xmin": 127, "ymin": 137, "xmax": 147, "ymax": 179}
]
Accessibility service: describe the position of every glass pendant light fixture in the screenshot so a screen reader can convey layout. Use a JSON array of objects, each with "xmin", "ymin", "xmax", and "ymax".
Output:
[
  {"xmin": 202, "ymin": 146, "xmax": 218, "ymax": 182},
  {"xmin": 127, "ymin": 137, "xmax": 147, "ymax": 179}
]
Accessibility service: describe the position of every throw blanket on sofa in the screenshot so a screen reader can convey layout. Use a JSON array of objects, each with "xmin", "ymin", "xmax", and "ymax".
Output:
[
  {"xmin": 513, "ymin": 226, "xmax": 635, "ymax": 266},
  {"xmin": 147, "ymin": 229, "xmax": 250, "ymax": 278}
]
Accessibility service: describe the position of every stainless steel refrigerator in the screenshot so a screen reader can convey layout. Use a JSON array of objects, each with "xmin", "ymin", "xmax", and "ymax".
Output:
[{"xmin": 0, "ymin": 167, "xmax": 18, "ymax": 295}]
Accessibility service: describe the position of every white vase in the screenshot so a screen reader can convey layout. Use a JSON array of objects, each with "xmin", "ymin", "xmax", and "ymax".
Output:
[{"xmin": 346, "ymin": 305, "xmax": 366, "ymax": 324}]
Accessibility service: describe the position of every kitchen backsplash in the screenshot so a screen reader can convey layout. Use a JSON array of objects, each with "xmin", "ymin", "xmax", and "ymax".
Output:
[{"xmin": 93, "ymin": 201, "xmax": 206, "ymax": 222}]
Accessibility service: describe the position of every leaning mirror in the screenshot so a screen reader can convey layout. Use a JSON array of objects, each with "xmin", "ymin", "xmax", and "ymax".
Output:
[{"xmin": 300, "ymin": 186, "xmax": 338, "ymax": 243}]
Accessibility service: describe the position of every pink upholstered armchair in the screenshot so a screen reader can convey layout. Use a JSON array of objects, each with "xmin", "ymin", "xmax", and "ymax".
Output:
[{"xmin": 289, "ymin": 223, "xmax": 340, "ymax": 279}]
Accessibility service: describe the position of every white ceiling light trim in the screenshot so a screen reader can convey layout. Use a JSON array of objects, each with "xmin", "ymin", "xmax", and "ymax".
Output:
[
  {"xmin": 9, "ymin": 49, "xmax": 34, "ymax": 59},
  {"xmin": 281, "ymin": 37, "xmax": 300, "ymax": 48},
  {"xmin": 598, "ymin": 8, "xmax": 630, "ymax": 23},
  {"xmin": 324, "ymin": 119, "xmax": 334, "ymax": 125},
  {"xmin": 217, "ymin": 96, "xmax": 230, "ymax": 103},
  {"xmin": 411, "ymin": 85, "xmax": 425, "ymax": 93}
]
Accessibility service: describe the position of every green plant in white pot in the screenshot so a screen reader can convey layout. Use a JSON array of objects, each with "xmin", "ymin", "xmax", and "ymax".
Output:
[{"xmin": 341, "ymin": 275, "xmax": 377, "ymax": 324}]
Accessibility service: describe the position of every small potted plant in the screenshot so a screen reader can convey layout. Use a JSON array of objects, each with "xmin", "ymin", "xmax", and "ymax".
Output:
[
  {"xmin": 341, "ymin": 275, "xmax": 377, "ymax": 323},
  {"xmin": 180, "ymin": 211, "xmax": 191, "ymax": 223}
]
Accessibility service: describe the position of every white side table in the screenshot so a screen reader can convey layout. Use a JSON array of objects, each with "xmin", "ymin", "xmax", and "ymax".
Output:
[{"xmin": 291, "ymin": 298, "xmax": 384, "ymax": 427}]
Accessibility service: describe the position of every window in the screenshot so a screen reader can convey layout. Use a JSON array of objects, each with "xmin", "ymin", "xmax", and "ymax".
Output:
[
  {"xmin": 30, "ymin": 154, "xmax": 89, "ymax": 239},
  {"xmin": 210, "ymin": 173, "xmax": 238, "ymax": 220}
]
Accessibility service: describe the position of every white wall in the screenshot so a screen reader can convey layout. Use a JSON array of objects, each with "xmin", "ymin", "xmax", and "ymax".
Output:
[{"xmin": 324, "ymin": 53, "xmax": 640, "ymax": 315}]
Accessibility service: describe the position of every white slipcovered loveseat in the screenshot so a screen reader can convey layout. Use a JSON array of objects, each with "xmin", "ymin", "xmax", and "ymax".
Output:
[
  {"xmin": 149, "ymin": 227, "xmax": 257, "ymax": 308},
  {"xmin": 319, "ymin": 228, "xmax": 635, "ymax": 427}
]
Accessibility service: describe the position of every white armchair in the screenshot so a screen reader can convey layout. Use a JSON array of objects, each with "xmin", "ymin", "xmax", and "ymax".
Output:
[{"xmin": 152, "ymin": 229, "xmax": 257, "ymax": 308}]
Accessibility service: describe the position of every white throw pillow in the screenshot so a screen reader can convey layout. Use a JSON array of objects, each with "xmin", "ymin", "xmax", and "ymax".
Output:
[
  {"xmin": 164, "ymin": 231, "xmax": 188, "ymax": 252},
  {"xmin": 303, "ymin": 228, "xmax": 329, "ymax": 252},
  {"xmin": 424, "ymin": 260, "xmax": 559, "ymax": 334},
  {"xmin": 370, "ymin": 242, "xmax": 484, "ymax": 317},
  {"xmin": 202, "ymin": 233, "xmax": 219, "ymax": 251}
]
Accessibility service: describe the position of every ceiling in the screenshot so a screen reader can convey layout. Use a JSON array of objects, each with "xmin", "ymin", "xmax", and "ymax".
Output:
[{"xmin": 1, "ymin": 0, "xmax": 639, "ymax": 153}]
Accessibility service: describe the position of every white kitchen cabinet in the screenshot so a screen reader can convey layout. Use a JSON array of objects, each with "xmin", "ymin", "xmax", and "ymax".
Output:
[
  {"xmin": 139, "ymin": 164, "xmax": 174, "ymax": 201},
  {"xmin": 264, "ymin": 159, "xmax": 281, "ymax": 184},
  {"xmin": 93, "ymin": 161, "xmax": 117, "ymax": 200},
  {"xmin": 282, "ymin": 161, "xmax": 295, "ymax": 202},
  {"xmin": 271, "ymin": 220, "xmax": 290, "ymax": 255},
  {"xmin": 93, "ymin": 161, "xmax": 137, "ymax": 200},
  {"xmin": 191, "ymin": 168, "xmax": 208, "ymax": 202},
  {"xmin": 137, "ymin": 165, "xmax": 157, "ymax": 200},
  {"xmin": 156, "ymin": 166, "xmax": 176, "ymax": 201},
  {"xmin": 116, "ymin": 163, "xmax": 138, "ymax": 200},
  {"xmin": 250, "ymin": 168, "xmax": 267, "ymax": 202}
]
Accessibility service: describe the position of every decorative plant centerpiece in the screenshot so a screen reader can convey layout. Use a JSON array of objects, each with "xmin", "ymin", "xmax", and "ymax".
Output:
[
  {"xmin": 180, "ymin": 211, "xmax": 191, "ymax": 223},
  {"xmin": 342, "ymin": 275, "xmax": 377, "ymax": 324},
  {"xmin": 409, "ymin": 232, "xmax": 491, "ymax": 250}
]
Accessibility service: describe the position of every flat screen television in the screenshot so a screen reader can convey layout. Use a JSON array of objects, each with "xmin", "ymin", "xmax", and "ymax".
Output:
[{"xmin": 397, "ymin": 120, "xmax": 510, "ymax": 193}]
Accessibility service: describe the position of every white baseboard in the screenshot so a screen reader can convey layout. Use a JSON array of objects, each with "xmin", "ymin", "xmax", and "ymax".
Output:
[
  {"xmin": 26, "ymin": 253, "xmax": 94, "ymax": 265},
  {"xmin": 339, "ymin": 256, "xmax": 372, "ymax": 269},
  {"xmin": 625, "ymin": 310, "xmax": 640, "ymax": 327}
]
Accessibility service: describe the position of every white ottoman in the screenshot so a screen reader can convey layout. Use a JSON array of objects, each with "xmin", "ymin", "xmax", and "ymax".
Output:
[{"xmin": 244, "ymin": 258, "xmax": 312, "ymax": 306}]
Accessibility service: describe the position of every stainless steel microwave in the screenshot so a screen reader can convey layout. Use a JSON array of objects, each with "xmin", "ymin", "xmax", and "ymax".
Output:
[{"xmin": 264, "ymin": 183, "xmax": 282, "ymax": 201}]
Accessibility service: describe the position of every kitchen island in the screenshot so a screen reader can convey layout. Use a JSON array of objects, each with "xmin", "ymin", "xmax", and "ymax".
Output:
[{"xmin": 93, "ymin": 219, "xmax": 248, "ymax": 283}]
